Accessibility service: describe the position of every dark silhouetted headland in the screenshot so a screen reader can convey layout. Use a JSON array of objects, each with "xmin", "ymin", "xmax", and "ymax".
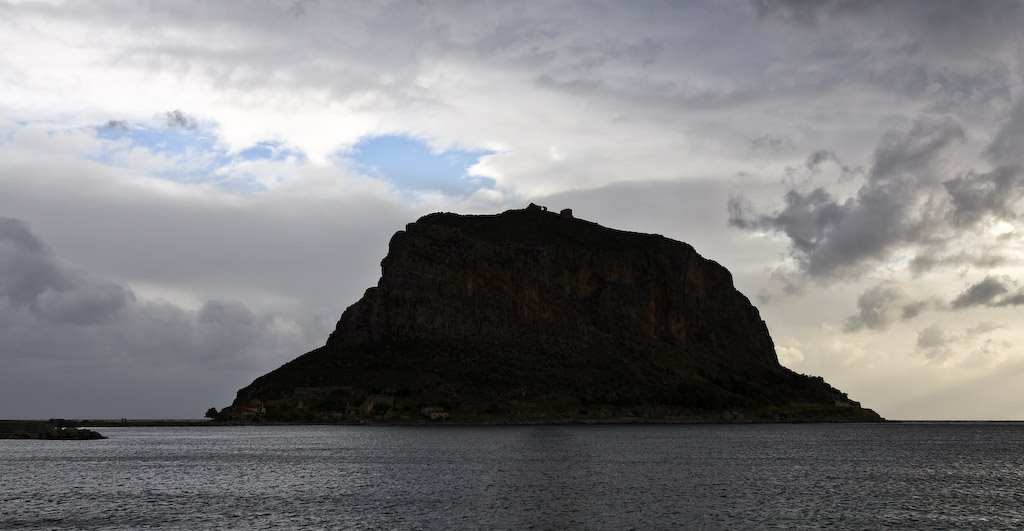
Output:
[{"xmin": 225, "ymin": 205, "xmax": 882, "ymax": 423}]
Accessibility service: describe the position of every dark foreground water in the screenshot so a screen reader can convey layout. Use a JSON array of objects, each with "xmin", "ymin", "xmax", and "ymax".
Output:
[{"xmin": 2, "ymin": 423, "xmax": 1023, "ymax": 529}]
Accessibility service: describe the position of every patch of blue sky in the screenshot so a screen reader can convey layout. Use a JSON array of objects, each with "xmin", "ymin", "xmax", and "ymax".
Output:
[
  {"xmin": 346, "ymin": 135, "xmax": 496, "ymax": 196},
  {"xmin": 238, "ymin": 140, "xmax": 306, "ymax": 163},
  {"xmin": 84, "ymin": 125, "xmax": 494, "ymax": 197},
  {"xmin": 95, "ymin": 122, "xmax": 222, "ymax": 160},
  {"xmin": 91, "ymin": 123, "xmax": 301, "ymax": 192}
]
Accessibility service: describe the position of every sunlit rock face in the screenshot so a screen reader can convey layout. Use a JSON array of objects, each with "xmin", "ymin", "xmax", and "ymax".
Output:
[{"xmin": 234, "ymin": 206, "xmax": 882, "ymax": 423}]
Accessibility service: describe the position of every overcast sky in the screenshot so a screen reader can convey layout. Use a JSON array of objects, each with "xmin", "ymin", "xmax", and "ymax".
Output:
[{"xmin": 1, "ymin": 0, "xmax": 1022, "ymax": 420}]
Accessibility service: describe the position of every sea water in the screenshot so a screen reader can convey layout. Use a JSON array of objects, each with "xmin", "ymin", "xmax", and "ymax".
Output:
[{"xmin": 2, "ymin": 423, "xmax": 1023, "ymax": 529}]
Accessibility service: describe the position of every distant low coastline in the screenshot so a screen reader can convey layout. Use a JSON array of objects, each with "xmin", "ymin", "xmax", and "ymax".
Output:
[
  {"xmin": 69, "ymin": 419, "xmax": 219, "ymax": 427},
  {"xmin": 6, "ymin": 417, "xmax": 882, "ymax": 431},
  {"xmin": 10, "ymin": 419, "xmax": 1021, "ymax": 430},
  {"xmin": 30, "ymin": 411, "xmax": 885, "ymax": 429},
  {"xmin": 0, "ymin": 420, "xmax": 105, "ymax": 440}
]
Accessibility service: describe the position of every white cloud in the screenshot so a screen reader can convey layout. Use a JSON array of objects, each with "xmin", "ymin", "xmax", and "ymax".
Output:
[
  {"xmin": 5, "ymin": 0, "xmax": 980, "ymax": 196},
  {"xmin": 775, "ymin": 337, "xmax": 805, "ymax": 366}
]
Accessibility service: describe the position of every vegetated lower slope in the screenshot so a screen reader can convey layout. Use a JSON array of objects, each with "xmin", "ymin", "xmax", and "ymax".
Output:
[{"xmin": 230, "ymin": 205, "xmax": 882, "ymax": 423}]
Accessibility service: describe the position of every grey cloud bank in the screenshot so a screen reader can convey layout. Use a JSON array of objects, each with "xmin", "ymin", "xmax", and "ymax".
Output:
[
  {"xmin": 730, "ymin": 116, "xmax": 1024, "ymax": 280},
  {"xmin": 843, "ymin": 282, "xmax": 937, "ymax": 333},
  {"xmin": 952, "ymin": 276, "xmax": 1024, "ymax": 309},
  {"xmin": 0, "ymin": 217, "xmax": 332, "ymax": 418}
]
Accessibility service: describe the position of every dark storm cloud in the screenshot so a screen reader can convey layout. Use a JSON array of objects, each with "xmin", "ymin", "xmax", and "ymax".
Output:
[
  {"xmin": 843, "ymin": 282, "xmax": 937, "ymax": 332},
  {"xmin": 844, "ymin": 284, "xmax": 906, "ymax": 332},
  {"xmin": 36, "ymin": 282, "xmax": 134, "ymax": 327},
  {"xmin": 731, "ymin": 112, "xmax": 1024, "ymax": 279},
  {"xmin": 750, "ymin": 134, "xmax": 792, "ymax": 156},
  {"xmin": 900, "ymin": 300, "xmax": 930, "ymax": 320},
  {"xmin": 915, "ymin": 325, "xmax": 946, "ymax": 350},
  {"xmin": 869, "ymin": 117, "xmax": 965, "ymax": 186},
  {"xmin": 845, "ymin": 275, "xmax": 1023, "ymax": 334},
  {"xmin": 0, "ymin": 217, "xmax": 330, "ymax": 417},
  {"xmin": 0, "ymin": 217, "xmax": 258, "ymax": 361},
  {"xmin": 754, "ymin": 0, "xmax": 1022, "ymax": 121},
  {"xmin": 0, "ymin": 217, "xmax": 133, "ymax": 324},
  {"xmin": 916, "ymin": 325, "xmax": 954, "ymax": 362},
  {"xmin": 998, "ymin": 292, "xmax": 1024, "ymax": 307},
  {"xmin": 947, "ymin": 100, "xmax": 1024, "ymax": 226},
  {"xmin": 728, "ymin": 187, "xmax": 847, "ymax": 266},
  {"xmin": 0, "ymin": 217, "xmax": 72, "ymax": 305},
  {"xmin": 804, "ymin": 149, "xmax": 839, "ymax": 171},
  {"xmin": 165, "ymin": 109, "xmax": 198, "ymax": 130},
  {"xmin": 755, "ymin": 0, "xmax": 1022, "ymax": 49},
  {"xmin": 908, "ymin": 249, "xmax": 1005, "ymax": 275},
  {"xmin": 802, "ymin": 149, "xmax": 861, "ymax": 180},
  {"xmin": 943, "ymin": 166, "xmax": 1024, "ymax": 227},
  {"xmin": 730, "ymin": 117, "xmax": 966, "ymax": 277},
  {"xmin": 753, "ymin": 0, "xmax": 880, "ymax": 26},
  {"xmin": 951, "ymin": 276, "xmax": 1024, "ymax": 309},
  {"xmin": 987, "ymin": 100, "xmax": 1024, "ymax": 166},
  {"xmin": 891, "ymin": 65, "xmax": 1014, "ymax": 117}
]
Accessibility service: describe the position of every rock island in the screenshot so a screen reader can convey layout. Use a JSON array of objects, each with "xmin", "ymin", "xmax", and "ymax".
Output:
[{"xmin": 223, "ymin": 205, "xmax": 882, "ymax": 423}]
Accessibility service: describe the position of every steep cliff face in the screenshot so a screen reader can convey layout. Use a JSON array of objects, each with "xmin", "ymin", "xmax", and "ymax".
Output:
[
  {"xmin": 233, "ymin": 206, "xmax": 881, "ymax": 423},
  {"xmin": 330, "ymin": 207, "xmax": 776, "ymax": 364}
]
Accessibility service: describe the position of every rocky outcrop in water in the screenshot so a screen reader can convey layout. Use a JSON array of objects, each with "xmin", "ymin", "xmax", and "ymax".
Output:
[
  {"xmin": 0, "ymin": 420, "xmax": 105, "ymax": 440},
  {"xmin": 233, "ymin": 205, "xmax": 881, "ymax": 423}
]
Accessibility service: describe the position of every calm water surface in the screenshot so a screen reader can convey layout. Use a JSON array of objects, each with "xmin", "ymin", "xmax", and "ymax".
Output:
[{"xmin": 2, "ymin": 423, "xmax": 1023, "ymax": 529}]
